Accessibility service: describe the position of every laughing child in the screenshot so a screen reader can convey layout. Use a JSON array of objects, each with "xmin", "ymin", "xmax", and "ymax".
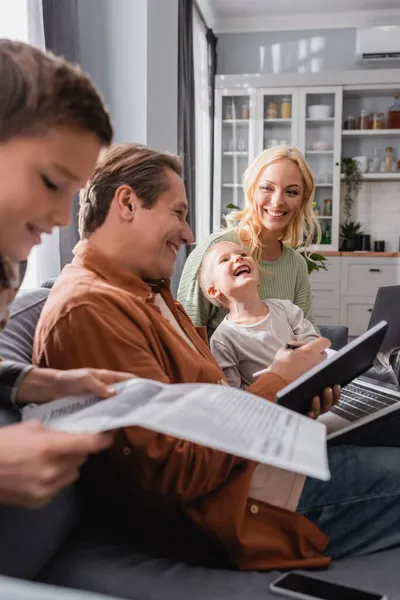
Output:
[{"xmin": 199, "ymin": 241, "xmax": 318, "ymax": 388}]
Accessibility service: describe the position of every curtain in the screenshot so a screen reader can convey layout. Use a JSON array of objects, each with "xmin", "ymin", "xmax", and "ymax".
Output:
[
  {"xmin": 206, "ymin": 27, "xmax": 218, "ymax": 232},
  {"xmin": 42, "ymin": 0, "xmax": 81, "ymax": 270},
  {"xmin": 193, "ymin": 8, "xmax": 210, "ymax": 243},
  {"xmin": 173, "ymin": 0, "xmax": 196, "ymax": 296}
]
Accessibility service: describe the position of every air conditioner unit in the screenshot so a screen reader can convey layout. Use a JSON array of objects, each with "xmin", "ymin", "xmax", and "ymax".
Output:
[{"xmin": 356, "ymin": 25, "xmax": 400, "ymax": 62}]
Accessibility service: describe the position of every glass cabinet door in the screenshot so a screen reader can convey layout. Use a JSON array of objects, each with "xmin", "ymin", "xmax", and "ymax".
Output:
[
  {"xmin": 299, "ymin": 87, "xmax": 342, "ymax": 250},
  {"xmin": 260, "ymin": 89, "xmax": 298, "ymax": 152},
  {"xmin": 214, "ymin": 91, "xmax": 254, "ymax": 229}
]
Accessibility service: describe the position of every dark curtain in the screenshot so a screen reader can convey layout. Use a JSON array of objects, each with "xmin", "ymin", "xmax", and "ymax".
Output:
[
  {"xmin": 206, "ymin": 28, "xmax": 217, "ymax": 233},
  {"xmin": 42, "ymin": 0, "xmax": 81, "ymax": 269},
  {"xmin": 173, "ymin": 0, "xmax": 196, "ymax": 296}
]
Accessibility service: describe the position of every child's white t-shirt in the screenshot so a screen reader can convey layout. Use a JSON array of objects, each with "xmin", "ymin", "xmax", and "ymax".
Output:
[{"xmin": 210, "ymin": 299, "xmax": 318, "ymax": 388}]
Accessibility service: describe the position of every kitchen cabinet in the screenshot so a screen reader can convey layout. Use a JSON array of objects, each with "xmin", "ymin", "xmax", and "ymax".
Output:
[
  {"xmin": 214, "ymin": 85, "xmax": 342, "ymax": 251},
  {"xmin": 310, "ymin": 255, "xmax": 400, "ymax": 335},
  {"xmin": 213, "ymin": 75, "xmax": 400, "ymax": 253}
]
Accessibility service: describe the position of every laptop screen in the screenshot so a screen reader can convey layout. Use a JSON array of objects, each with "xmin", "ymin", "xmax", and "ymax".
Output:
[{"xmin": 368, "ymin": 285, "xmax": 400, "ymax": 357}]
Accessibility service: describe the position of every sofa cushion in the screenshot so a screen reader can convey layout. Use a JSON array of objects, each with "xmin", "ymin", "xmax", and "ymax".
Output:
[
  {"xmin": 0, "ymin": 288, "xmax": 49, "ymax": 364},
  {"xmin": 38, "ymin": 518, "xmax": 399, "ymax": 600},
  {"xmin": 0, "ymin": 287, "xmax": 82, "ymax": 581}
]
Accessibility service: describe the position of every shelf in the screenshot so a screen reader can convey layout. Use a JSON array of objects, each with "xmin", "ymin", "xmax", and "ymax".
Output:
[
  {"xmin": 315, "ymin": 183, "xmax": 333, "ymax": 187},
  {"xmin": 316, "ymin": 216, "xmax": 333, "ymax": 220},
  {"xmin": 306, "ymin": 150, "xmax": 334, "ymax": 155},
  {"xmin": 264, "ymin": 118, "xmax": 292, "ymax": 124},
  {"xmin": 341, "ymin": 173, "xmax": 400, "ymax": 181},
  {"xmin": 342, "ymin": 129, "xmax": 400, "ymax": 137},
  {"xmin": 222, "ymin": 183, "xmax": 242, "ymax": 188},
  {"xmin": 222, "ymin": 152, "xmax": 249, "ymax": 156},
  {"xmin": 222, "ymin": 119, "xmax": 250, "ymax": 124},
  {"xmin": 306, "ymin": 118, "xmax": 335, "ymax": 125}
]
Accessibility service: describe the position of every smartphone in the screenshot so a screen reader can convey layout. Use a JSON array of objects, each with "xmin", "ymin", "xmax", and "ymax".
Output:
[{"xmin": 269, "ymin": 572, "xmax": 387, "ymax": 600}]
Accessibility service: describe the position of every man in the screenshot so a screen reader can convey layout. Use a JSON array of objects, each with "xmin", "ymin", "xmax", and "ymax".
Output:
[{"xmin": 34, "ymin": 143, "xmax": 400, "ymax": 571}]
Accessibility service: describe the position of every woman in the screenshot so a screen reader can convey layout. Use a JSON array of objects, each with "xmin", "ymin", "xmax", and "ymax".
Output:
[
  {"xmin": 178, "ymin": 145, "xmax": 320, "ymax": 335},
  {"xmin": 0, "ymin": 39, "xmax": 134, "ymax": 511}
]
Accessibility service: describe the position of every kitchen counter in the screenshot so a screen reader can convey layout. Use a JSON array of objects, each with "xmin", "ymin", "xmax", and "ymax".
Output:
[{"xmin": 320, "ymin": 251, "xmax": 400, "ymax": 257}]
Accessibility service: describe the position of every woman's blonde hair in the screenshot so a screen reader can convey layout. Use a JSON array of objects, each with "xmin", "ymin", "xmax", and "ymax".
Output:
[{"xmin": 225, "ymin": 145, "xmax": 321, "ymax": 264}]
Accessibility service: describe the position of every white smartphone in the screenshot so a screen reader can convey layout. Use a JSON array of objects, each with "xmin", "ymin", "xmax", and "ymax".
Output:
[{"xmin": 269, "ymin": 572, "xmax": 387, "ymax": 600}]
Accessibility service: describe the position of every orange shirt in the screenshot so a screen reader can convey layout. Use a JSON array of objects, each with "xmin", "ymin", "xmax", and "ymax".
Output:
[{"xmin": 33, "ymin": 240, "xmax": 329, "ymax": 571}]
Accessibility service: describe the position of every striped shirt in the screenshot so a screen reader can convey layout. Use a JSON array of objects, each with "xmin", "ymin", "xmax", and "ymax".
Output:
[{"xmin": 178, "ymin": 229, "xmax": 315, "ymax": 335}]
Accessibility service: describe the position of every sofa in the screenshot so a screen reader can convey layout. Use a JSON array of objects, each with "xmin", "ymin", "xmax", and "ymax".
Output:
[{"xmin": 0, "ymin": 288, "xmax": 398, "ymax": 600}]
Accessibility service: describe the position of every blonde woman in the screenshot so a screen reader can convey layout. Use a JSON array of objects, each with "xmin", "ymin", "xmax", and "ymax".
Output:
[{"xmin": 178, "ymin": 145, "xmax": 321, "ymax": 335}]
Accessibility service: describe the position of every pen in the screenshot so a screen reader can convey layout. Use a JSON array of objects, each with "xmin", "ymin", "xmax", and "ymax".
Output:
[{"xmin": 285, "ymin": 343, "xmax": 299, "ymax": 350}]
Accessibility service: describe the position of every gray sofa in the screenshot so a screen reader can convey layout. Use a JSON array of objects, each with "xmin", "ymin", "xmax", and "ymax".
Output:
[{"xmin": 0, "ymin": 289, "xmax": 398, "ymax": 600}]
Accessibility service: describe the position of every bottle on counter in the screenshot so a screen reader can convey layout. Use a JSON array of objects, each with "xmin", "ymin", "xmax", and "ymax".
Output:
[{"xmin": 388, "ymin": 91, "xmax": 400, "ymax": 129}]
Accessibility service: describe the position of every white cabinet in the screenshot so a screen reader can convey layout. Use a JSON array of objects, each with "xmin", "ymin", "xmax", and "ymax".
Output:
[
  {"xmin": 339, "ymin": 297, "xmax": 375, "ymax": 337},
  {"xmin": 309, "ymin": 257, "xmax": 341, "ymax": 327},
  {"xmin": 298, "ymin": 87, "xmax": 342, "ymax": 252},
  {"xmin": 213, "ymin": 85, "xmax": 343, "ymax": 252},
  {"xmin": 340, "ymin": 258, "xmax": 400, "ymax": 297},
  {"xmin": 339, "ymin": 257, "xmax": 400, "ymax": 336},
  {"xmin": 310, "ymin": 256, "xmax": 400, "ymax": 333}
]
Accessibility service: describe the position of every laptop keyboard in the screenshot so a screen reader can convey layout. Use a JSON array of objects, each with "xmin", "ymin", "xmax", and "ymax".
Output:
[{"xmin": 331, "ymin": 382, "xmax": 400, "ymax": 422}]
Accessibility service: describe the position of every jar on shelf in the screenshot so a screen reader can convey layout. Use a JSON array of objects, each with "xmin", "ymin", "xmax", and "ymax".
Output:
[
  {"xmin": 265, "ymin": 101, "xmax": 279, "ymax": 119},
  {"xmin": 323, "ymin": 199, "xmax": 332, "ymax": 216},
  {"xmin": 241, "ymin": 102, "xmax": 249, "ymax": 120},
  {"xmin": 359, "ymin": 109, "xmax": 370, "ymax": 130},
  {"xmin": 388, "ymin": 91, "xmax": 400, "ymax": 129},
  {"xmin": 385, "ymin": 146, "xmax": 393, "ymax": 173},
  {"xmin": 223, "ymin": 103, "xmax": 233, "ymax": 121},
  {"xmin": 280, "ymin": 96, "xmax": 291, "ymax": 119},
  {"xmin": 371, "ymin": 112, "xmax": 384, "ymax": 129},
  {"xmin": 344, "ymin": 115, "xmax": 356, "ymax": 130},
  {"xmin": 324, "ymin": 223, "xmax": 331, "ymax": 245},
  {"xmin": 369, "ymin": 148, "xmax": 380, "ymax": 173}
]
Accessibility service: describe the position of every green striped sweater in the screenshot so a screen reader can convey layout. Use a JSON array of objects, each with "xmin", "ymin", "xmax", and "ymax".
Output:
[{"xmin": 178, "ymin": 229, "xmax": 315, "ymax": 335}]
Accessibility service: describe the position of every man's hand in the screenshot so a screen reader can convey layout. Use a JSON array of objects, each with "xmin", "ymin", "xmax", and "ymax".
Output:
[
  {"xmin": 0, "ymin": 421, "xmax": 113, "ymax": 508},
  {"xmin": 308, "ymin": 384, "xmax": 341, "ymax": 419},
  {"xmin": 269, "ymin": 338, "xmax": 341, "ymax": 419},
  {"xmin": 16, "ymin": 368, "xmax": 135, "ymax": 404}
]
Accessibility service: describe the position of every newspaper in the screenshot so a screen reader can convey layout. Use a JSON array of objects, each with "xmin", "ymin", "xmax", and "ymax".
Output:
[{"xmin": 23, "ymin": 378, "xmax": 330, "ymax": 481}]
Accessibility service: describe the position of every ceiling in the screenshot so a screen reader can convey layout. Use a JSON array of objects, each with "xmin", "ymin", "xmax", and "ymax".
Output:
[{"xmin": 210, "ymin": 0, "xmax": 400, "ymax": 18}]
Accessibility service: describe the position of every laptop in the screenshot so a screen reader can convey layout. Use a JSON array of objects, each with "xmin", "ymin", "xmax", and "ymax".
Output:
[{"xmin": 319, "ymin": 285, "xmax": 400, "ymax": 440}]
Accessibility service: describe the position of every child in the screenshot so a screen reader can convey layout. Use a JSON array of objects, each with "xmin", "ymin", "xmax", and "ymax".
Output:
[{"xmin": 199, "ymin": 241, "xmax": 318, "ymax": 388}]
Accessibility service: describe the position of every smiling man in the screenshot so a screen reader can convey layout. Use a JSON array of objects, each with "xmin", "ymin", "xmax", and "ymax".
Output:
[{"xmin": 33, "ymin": 142, "xmax": 341, "ymax": 571}]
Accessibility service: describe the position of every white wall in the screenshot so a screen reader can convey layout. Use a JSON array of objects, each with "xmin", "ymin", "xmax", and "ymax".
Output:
[
  {"xmin": 217, "ymin": 28, "xmax": 400, "ymax": 75},
  {"xmin": 77, "ymin": 0, "xmax": 178, "ymax": 152},
  {"xmin": 341, "ymin": 183, "xmax": 400, "ymax": 252},
  {"xmin": 146, "ymin": 0, "xmax": 178, "ymax": 152}
]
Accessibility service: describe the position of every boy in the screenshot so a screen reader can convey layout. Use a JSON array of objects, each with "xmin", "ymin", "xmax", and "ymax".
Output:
[{"xmin": 199, "ymin": 241, "xmax": 318, "ymax": 388}]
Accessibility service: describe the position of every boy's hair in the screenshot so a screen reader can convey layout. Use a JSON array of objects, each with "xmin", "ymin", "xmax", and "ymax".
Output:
[
  {"xmin": 198, "ymin": 241, "xmax": 241, "ymax": 309},
  {"xmin": 79, "ymin": 143, "xmax": 182, "ymax": 239},
  {"xmin": 0, "ymin": 39, "xmax": 112, "ymax": 144}
]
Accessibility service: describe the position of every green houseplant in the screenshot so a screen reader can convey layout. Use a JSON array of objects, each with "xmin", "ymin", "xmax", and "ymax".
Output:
[
  {"xmin": 341, "ymin": 158, "xmax": 364, "ymax": 251},
  {"xmin": 339, "ymin": 220, "xmax": 364, "ymax": 252}
]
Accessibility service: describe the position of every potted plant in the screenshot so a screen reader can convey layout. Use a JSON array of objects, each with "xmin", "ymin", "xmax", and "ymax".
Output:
[
  {"xmin": 341, "ymin": 157, "xmax": 363, "ymax": 222},
  {"xmin": 340, "ymin": 158, "xmax": 364, "ymax": 250},
  {"xmin": 339, "ymin": 220, "xmax": 364, "ymax": 251}
]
